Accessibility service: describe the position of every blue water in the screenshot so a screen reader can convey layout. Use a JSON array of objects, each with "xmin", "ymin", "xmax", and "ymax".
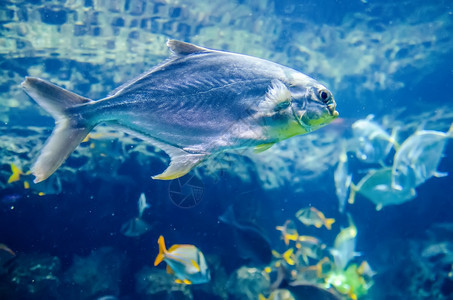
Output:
[{"xmin": 0, "ymin": 0, "xmax": 452, "ymax": 299}]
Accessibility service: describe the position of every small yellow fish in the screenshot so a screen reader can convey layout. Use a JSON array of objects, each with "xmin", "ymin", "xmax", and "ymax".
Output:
[
  {"xmin": 272, "ymin": 248, "xmax": 296, "ymax": 266},
  {"xmin": 334, "ymin": 217, "xmax": 357, "ymax": 248},
  {"xmin": 154, "ymin": 235, "xmax": 210, "ymax": 285},
  {"xmin": 357, "ymin": 261, "xmax": 376, "ymax": 279},
  {"xmin": 331, "ymin": 214, "xmax": 359, "ymax": 270},
  {"xmin": 295, "ymin": 236, "xmax": 326, "ymax": 264},
  {"xmin": 295, "ymin": 207, "xmax": 335, "ymax": 230},
  {"xmin": 276, "ymin": 220, "xmax": 299, "ymax": 245},
  {"xmin": 298, "ymin": 257, "xmax": 332, "ymax": 282}
]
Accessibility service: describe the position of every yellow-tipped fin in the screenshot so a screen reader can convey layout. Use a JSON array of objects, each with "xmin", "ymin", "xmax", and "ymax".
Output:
[
  {"xmin": 8, "ymin": 164, "xmax": 23, "ymax": 183},
  {"xmin": 447, "ymin": 122, "xmax": 453, "ymax": 137},
  {"xmin": 175, "ymin": 279, "xmax": 183, "ymax": 284},
  {"xmin": 325, "ymin": 218, "xmax": 335, "ymax": 230},
  {"xmin": 154, "ymin": 235, "xmax": 167, "ymax": 266},
  {"xmin": 24, "ymin": 181, "xmax": 30, "ymax": 189}
]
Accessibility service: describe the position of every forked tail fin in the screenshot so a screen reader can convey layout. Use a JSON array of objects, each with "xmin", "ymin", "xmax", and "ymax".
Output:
[
  {"xmin": 154, "ymin": 235, "xmax": 167, "ymax": 266},
  {"xmin": 21, "ymin": 77, "xmax": 94, "ymax": 183}
]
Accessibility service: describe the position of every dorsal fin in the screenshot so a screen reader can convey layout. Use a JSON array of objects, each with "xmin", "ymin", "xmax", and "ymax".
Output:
[{"xmin": 167, "ymin": 40, "xmax": 210, "ymax": 55}]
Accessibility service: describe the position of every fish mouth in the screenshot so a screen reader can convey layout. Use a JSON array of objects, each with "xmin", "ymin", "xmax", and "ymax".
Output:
[
  {"xmin": 292, "ymin": 106, "xmax": 338, "ymax": 132},
  {"xmin": 328, "ymin": 103, "xmax": 339, "ymax": 118},
  {"xmin": 290, "ymin": 97, "xmax": 338, "ymax": 132}
]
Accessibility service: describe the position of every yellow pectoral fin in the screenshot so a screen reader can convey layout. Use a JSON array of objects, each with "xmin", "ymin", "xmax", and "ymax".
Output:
[
  {"xmin": 166, "ymin": 264, "xmax": 175, "ymax": 275},
  {"xmin": 24, "ymin": 181, "xmax": 30, "ymax": 189},
  {"xmin": 314, "ymin": 222, "xmax": 322, "ymax": 228},
  {"xmin": 175, "ymin": 279, "xmax": 184, "ymax": 284},
  {"xmin": 183, "ymin": 279, "xmax": 192, "ymax": 285},
  {"xmin": 254, "ymin": 143, "xmax": 275, "ymax": 153}
]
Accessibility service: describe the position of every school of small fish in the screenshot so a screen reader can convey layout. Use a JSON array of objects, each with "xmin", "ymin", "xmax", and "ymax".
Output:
[{"xmin": 271, "ymin": 208, "xmax": 374, "ymax": 300}]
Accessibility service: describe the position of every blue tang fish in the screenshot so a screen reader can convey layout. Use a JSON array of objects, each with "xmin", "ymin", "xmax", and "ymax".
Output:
[
  {"xmin": 154, "ymin": 235, "xmax": 210, "ymax": 285},
  {"xmin": 22, "ymin": 40, "xmax": 339, "ymax": 183}
]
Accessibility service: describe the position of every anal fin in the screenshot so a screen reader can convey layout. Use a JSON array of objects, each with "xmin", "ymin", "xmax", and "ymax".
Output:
[
  {"xmin": 110, "ymin": 126, "xmax": 207, "ymax": 180},
  {"xmin": 152, "ymin": 149, "xmax": 206, "ymax": 180}
]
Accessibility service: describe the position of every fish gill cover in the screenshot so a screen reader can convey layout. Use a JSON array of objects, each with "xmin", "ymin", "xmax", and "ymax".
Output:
[{"xmin": 0, "ymin": 0, "xmax": 452, "ymax": 299}]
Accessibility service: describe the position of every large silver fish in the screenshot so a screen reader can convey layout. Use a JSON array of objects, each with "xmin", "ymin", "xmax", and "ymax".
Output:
[{"xmin": 22, "ymin": 40, "xmax": 339, "ymax": 183}]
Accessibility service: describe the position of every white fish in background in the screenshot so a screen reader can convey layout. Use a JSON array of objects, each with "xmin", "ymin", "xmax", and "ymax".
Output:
[
  {"xmin": 137, "ymin": 193, "xmax": 150, "ymax": 218},
  {"xmin": 121, "ymin": 193, "xmax": 151, "ymax": 237},
  {"xmin": 392, "ymin": 124, "xmax": 453, "ymax": 191},
  {"xmin": 330, "ymin": 214, "xmax": 360, "ymax": 270},
  {"xmin": 351, "ymin": 115, "xmax": 398, "ymax": 164},
  {"xmin": 349, "ymin": 167, "xmax": 416, "ymax": 211},
  {"xmin": 334, "ymin": 146, "xmax": 352, "ymax": 213}
]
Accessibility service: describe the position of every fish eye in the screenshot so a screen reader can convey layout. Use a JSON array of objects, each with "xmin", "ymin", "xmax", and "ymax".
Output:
[{"xmin": 318, "ymin": 89, "xmax": 331, "ymax": 103}]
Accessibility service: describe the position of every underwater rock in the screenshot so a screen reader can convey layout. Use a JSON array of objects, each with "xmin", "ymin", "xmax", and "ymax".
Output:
[
  {"xmin": 1, "ymin": 252, "xmax": 61, "ymax": 299},
  {"xmin": 227, "ymin": 266, "xmax": 270, "ymax": 300},
  {"xmin": 135, "ymin": 266, "xmax": 193, "ymax": 299},
  {"xmin": 61, "ymin": 247, "xmax": 125, "ymax": 300},
  {"xmin": 372, "ymin": 224, "xmax": 453, "ymax": 299}
]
